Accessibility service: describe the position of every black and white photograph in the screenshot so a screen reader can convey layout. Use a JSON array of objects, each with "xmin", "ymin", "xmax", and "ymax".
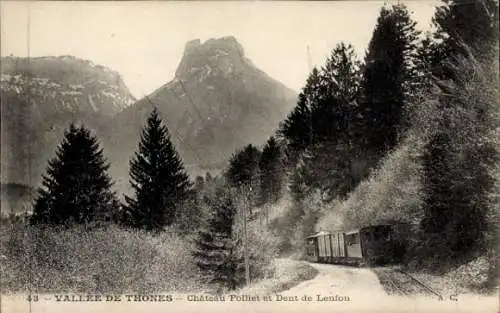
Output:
[{"xmin": 0, "ymin": 1, "xmax": 498, "ymax": 312}]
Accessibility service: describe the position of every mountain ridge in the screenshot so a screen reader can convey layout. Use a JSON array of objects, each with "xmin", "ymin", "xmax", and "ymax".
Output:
[
  {"xmin": 1, "ymin": 55, "xmax": 136, "ymax": 187},
  {"xmin": 1, "ymin": 37, "xmax": 297, "ymax": 197},
  {"xmin": 104, "ymin": 36, "xmax": 297, "ymax": 193}
]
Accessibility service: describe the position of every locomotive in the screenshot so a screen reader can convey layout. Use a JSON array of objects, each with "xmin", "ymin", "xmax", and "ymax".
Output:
[{"xmin": 305, "ymin": 223, "xmax": 415, "ymax": 266}]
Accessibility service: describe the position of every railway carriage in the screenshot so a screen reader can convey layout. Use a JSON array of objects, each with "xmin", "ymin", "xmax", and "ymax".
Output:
[{"xmin": 306, "ymin": 223, "xmax": 413, "ymax": 266}]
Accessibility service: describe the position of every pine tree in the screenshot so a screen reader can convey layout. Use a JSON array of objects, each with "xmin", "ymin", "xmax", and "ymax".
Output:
[
  {"xmin": 322, "ymin": 42, "xmax": 361, "ymax": 103},
  {"xmin": 418, "ymin": 0, "xmax": 499, "ymax": 84},
  {"xmin": 31, "ymin": 123, "xmax": 118, "ymax": 226},
  {"xmin": 258, "ymin": 136, "xmax": 284, "ymax": 205},
  {"xmin": 413, "ymin": 34, "xmax": 446, "ymax": 93},
  {"xmin": 124, "ymin": 108, "xmax": 192, "ymax": 231},
  {"xmin": 278, "ymin": 68, "xmax": 323, "ymax": 166},
  {"xmin": 193, "ymin": 188, "xmax": 240, "ymax": 290},
  {"xmin": 357, "ymin": 4, "xmax": 420, "ymax": 156},
  {"xmin": 302, "ymin": 67, "xmax": 325, "ymax": 106},
  {"xmin": 226, "ymin": 144, "xmax": 261, "ymax": 190},
  {"xmin": 278, "ymin": 93, "xmax": 311, "ymax": 166},
  {"xmin": 433, "ymin": 0, "xmax": 498, "ymax": 59},
  {"xmin": 307, "ymin": 43, "xmax": 363, "ymax": 199},
  {"xmin": 312, "ymin": 42, "xmax": 361, "ymax": 143}
]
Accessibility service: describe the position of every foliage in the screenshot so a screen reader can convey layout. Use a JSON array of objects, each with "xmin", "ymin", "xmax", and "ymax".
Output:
[
  {"xmin": 320, "ymin": 133, "xmax": 425, "ymax": 231},
  {"xmin": 232, "ymin": 212, "xmax": 279, "ymax": 287},
  {"xmin": 226, "ymin": 144, "xmax": 261, "ymax": 190},
  {"xmin": 0, "ymin": 223, "xmax": 205, "ymax": 293},
  {"xmin": 278, "ymin": 78, "xmax": 313, "ymax": 166},
  {"xmin": 258, "ymin": 136, "xmax": 285, "ymax": 205},
  {"xmin": 192, "ymin": 183, "xmax": 280, "ymax": 291},
  {"xmin": 30, "ymin": 123, "xmax": 118, "ymax": 226},
  {"xmin": 307, "ymin": 43, "xmax": 363, "ymax": 199},
  {"xmin": 433, "ymin": 0, "xmax": 499, "ymax": 60},
  {"xmin": 412, "ymin": 0, "xmax": 499, "ymax": 266},
  {"xmin": 124, "ymin": 108, "xmax": 193, "ymax": 231},
  {"xmin": 311, "ymin": 42, "xmax": 361, "ymax": 144},
  {"xmin": 357, "ymin": 3, "xmax": 420, "ymax": 155},
  {"xmin": 193, "ymin": 188, "xmax": 239, "ymax": 290},
  {"xmin": 419, "ymin": 48, "xmax": 499, "ymax": 261}
]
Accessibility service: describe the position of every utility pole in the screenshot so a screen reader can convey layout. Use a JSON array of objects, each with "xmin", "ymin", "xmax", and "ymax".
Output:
[
  {"xmin": 307, "ymin": 45, "xmax": 313, "ymax": 72},
  {"xmin": 243, "ymin": 185, "xmax": 251, "ymax": 286}
]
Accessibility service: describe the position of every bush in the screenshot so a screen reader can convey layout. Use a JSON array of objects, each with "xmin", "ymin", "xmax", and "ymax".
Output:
[
  {"xmin": 232, "ymin": 216, "xmax": 279, "ymax": 286},
  {"xmin": 0, "ymin": 223, "xmax": 205, "ymax": 293},
  {"xmin": 446, "ymin": 256, "xmax": 492, "ymax": 293},
  {"xmin": 316, "ymin": 132, "xmax": 425, "ymax": 232},
  {"xmin": 266, "ymin": 191, "xmax": 325, "ymax": 258}
]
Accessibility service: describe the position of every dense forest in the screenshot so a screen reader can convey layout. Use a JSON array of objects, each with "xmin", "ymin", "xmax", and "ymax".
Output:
[{"xmin": 1, "ymin": 0, "xmax": 498, "ymax": 293}]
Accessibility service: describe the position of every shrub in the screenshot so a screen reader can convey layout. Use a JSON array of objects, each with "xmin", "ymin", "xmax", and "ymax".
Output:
[
  {"xmin": 316, "ymin": 132, "xmax": 425, "ymax": 232},
  {"xmin": 232, "ymin": 215, "xmax": 279, "ymax": 286},
  {"xmin": 0, "ymin": 223, "xmax": 205, "ymax": 293}
]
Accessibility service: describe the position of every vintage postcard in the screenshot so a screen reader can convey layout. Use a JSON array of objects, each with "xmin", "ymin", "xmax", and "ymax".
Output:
[{"xmin": 0, "ymin": 1, "xmax": 498, "ymax": 312}]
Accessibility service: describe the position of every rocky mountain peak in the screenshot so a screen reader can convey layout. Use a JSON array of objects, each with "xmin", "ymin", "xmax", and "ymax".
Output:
[
  {"xmin": 175, "ymin": 36, "xmax": 248, "ymax": 80},
  {"xmin": 105, "ymin": 37, "xmax": 297, "ymax": 194}
]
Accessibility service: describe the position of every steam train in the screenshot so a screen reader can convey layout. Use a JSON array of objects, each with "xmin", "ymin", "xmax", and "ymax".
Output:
[{"xmin": 305, "ymin": 223, "xmax": 416, "ymax": 266}]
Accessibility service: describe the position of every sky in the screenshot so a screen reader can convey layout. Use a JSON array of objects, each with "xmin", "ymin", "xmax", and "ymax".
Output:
[{"xmin": 1, "ymin": 1, "xmax": 439, "ymax": 98}]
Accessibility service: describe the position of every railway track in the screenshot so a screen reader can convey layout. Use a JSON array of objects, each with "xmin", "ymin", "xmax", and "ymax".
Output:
[{"xmin": 373, "ymin": 267, "xmax": 444, "ymax": 300}]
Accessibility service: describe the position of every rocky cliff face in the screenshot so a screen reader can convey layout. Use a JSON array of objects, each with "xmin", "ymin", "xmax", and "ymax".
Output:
[
  {"xmin": 1, "ymin": 56, "xmax": 135, "ymax": 186},
  {"xmin": 105, "ymin": 36, "xmax": 297, "ymax": 193},
  {"xmin": 1, "ymin": 56, "xmax": 135, "ymax": 115}
]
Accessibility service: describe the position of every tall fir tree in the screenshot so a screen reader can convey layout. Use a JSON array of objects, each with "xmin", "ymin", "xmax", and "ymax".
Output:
[
  {"xmin": 413, "ymin": 34, "xmax": 446, "ymax": 93},
  {"xmin": 306, "ymin": 43, "xmax": 363, "ymax": 199},
  {"xmin": 193, "ymin": 188, "xmax": 240, "ymax": 290},
  {"xmin": 124, "ymin": 108, "xmax": 192, "ymax": 231},
  {"xmin": 278, "ymin": 93, "xmax": 311, "ymax": 167},
  {"xmin": 357, "ymin": 4, "xmax": 420, "ymax": 156},
  {"xmin": 278, "ymin": 69, "xmax": 323, "ymax": 166},
  {"xmin": 226, "ymin": 144, "xmax": 261, "ymax": 190},
  {"xmin": 433, "ymin": 0, "xmax": 498, "ymax": 60},
  {"xmin": 312, "ymin": 42, "xmax": 361, "ymax": 143},
  {"xmin": 31, "ymin": 123, "xmax": 118, "ymax": 226},
  {"xmin": 302, "ymin": 67, "xmax": 326, "ymax": 106},
  {"xmin": 258, "ymin": 136, "xmax": 284, "ymax": 205},
  {"xmin": 416, "ymin": 0, "xmax": 499, "ymax": 85}
]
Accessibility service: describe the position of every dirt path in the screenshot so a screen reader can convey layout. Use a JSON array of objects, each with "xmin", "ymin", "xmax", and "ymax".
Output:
[
  {"xmin": 278, "ymin": 262, "xmax": 498, "ymax": 313},
  {"xmin": 286, "ymin": 262, "xmax": 387, "ymax": 297},
  {"xmin": 1, "ymin": 261, "xmax": 497, "ymax": 313}
]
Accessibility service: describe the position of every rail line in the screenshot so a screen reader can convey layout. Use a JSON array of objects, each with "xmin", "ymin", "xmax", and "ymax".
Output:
[
  {"xmin": 397, "ymin": 269, "xmax": 444, "ymax": 300},
  {"xmin": 372, "ymin": 267, "xmax": 444, "ymax": 300}
]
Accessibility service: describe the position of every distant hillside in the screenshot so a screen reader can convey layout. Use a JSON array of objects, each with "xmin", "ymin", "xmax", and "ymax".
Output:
[
  {"xmin": 104, "ymin": 36, "xmax": 297, "ymax": 193},
  {"xmin": 1, "ymin": 56, "xmax": 136, "ymax": 186}
]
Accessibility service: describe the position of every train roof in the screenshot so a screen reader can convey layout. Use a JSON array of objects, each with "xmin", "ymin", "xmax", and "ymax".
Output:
[
  {"xmin": 344, "ymin": 229, "xmax": 360, "ymax": 235},
  {"xmin": 306, "ymin": 230, "xmax": 331, "ymax": 238},
  {"xmin": 306, "ymin": 222, "xmax": 418, "ymax": 238},
  {"xmin": 359, "ymin": 222, "xmax": 417, "ymax": 230}
]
